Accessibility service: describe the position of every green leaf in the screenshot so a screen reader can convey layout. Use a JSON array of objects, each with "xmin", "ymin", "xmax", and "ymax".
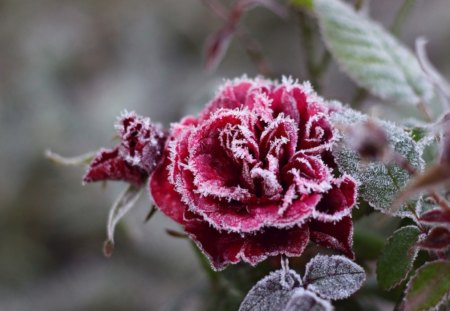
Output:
[
  {"xmin": 313, "ymin": 0, "xmax": 434, "ymax": 106},
  {"xmin": 377, "ymin": 226, "xmax": 421, "ymax": 290},
  {"xmin": 331, "ymin": 107, "xmax": 424, "ymax": 218},
  {"xmin": 402, "ymin": 260, "xmax": 450, "ymax": 311}
]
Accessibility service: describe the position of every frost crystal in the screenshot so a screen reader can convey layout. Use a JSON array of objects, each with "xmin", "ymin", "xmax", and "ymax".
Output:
[{"xmin": 303, "ymin": 255, "xmax": 365, "ymax": 300}]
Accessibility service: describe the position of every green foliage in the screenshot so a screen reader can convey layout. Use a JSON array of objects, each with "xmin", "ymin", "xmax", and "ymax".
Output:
[
  {"xmin": 402, "ymin": 260, "xmax": 450, "ymax": 311},
  {"xmin": 331, "ymin": 107, "xmax": 424, "ymax": 218},
  {"xmin": 313, "ymin": 0, "xmax": 434, "ymax": 106},
  {"xmin": 376, "ymin": 226, "xmax": 421, "ymax": 290}
]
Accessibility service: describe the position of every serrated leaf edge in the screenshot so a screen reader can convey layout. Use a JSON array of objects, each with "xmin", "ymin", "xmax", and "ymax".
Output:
[{"xmin": 376, "ymin": 225, "xmax": 422, "ymax": 290}]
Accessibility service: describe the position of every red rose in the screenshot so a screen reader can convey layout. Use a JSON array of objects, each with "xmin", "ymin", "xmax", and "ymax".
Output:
[{"xmin": 150, "ymin": 77, "xmax": 357, "ymax": 270}]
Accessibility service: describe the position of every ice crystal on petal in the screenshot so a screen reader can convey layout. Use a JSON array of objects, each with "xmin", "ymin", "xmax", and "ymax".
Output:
[{"xmin": 303, "ymin": 255, "xmax": 365, "ymax": 300}]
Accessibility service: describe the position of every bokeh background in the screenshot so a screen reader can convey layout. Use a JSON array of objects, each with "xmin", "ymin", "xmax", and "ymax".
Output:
[{"xmin": 0, "ymin": 0, "xmax": 449, "ymax": 310}]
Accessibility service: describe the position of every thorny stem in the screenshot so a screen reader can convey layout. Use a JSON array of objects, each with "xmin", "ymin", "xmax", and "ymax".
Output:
[{"xmin": 391, "ymin": 0, "xmax": 417, "ymax": 36}]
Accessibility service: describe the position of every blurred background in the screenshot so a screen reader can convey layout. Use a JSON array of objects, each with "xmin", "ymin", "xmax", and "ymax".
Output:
[{"xmin": 0, "ymin": 0, "xmax": 449, "ymax": 310}]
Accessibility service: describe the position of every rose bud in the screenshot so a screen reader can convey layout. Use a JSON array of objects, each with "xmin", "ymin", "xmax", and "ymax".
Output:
[{"xmin": 84, "ymin": 111, "xmax": 167, "ymax": 186}]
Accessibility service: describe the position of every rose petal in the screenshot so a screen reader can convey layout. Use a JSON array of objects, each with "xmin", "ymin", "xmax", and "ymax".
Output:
[
  {"xmin": 83, "ymin": 147, "xmax": 146, "ymax": 187},
  {"xmin": 150, "ymin": 152, "xmax": 186, "ymax": 225},
  {"xmin": 312, "ymin": 175, "xmax": 357, "ymax": 222},
  {"xmin": 241, "ymin": 225, "xmax": 310, "ymax": 265},
  {"xmin": 186, "ymin": 191, "xmax": 320, "ymax": 233},
  {"xmin": 185, "ymin": 219, "xmax": 310, "ymax": 270},
  {"xmin": 282, "ymin": 153, "xmax": 332, "ymax": 195},
  {"xmin": 309, "ymin": 216, "xmax": 354, "ymax": 259}
]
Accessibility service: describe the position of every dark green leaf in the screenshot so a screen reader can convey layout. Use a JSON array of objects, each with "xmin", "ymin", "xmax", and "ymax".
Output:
[{"xmin": 377, "ymin": 226, "xmax": 421, "ymax": 290}]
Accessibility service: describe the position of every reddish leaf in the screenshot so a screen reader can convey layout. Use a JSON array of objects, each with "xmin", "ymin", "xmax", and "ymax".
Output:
[
  {"xmin": 418, "ymin": 227, "xmax": 450, "ymax": 251},
  {"xmin": 419, "ymin": 208, "xmax": 450, "ymax": 226}
]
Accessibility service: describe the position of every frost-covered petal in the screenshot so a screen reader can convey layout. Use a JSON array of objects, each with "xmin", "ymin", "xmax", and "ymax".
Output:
[
  {"xmin": 312, "ymin": 176, "xmax": 357, "ymax": 222},
  {"xmin": 282, "ymin": 153, "xmax": 333, "ymax": 195},
  {"xmin": 309, "ymin": 216, "xmax": 354, "ymax": 259},
  {"xmin": 186, "ymin": 193, "xmax": 320, "ymax": 233},
  {"xmin": 150, "ymin": 152, "xmax": 186, "ymax": 225},
  {"xmin": 241, "ymin": 225, "xmax": 310, "ymax": 265},
  {"xmin": 185, "ymin": 219, "xmax": 310, "ymax": 270},
  {"xmin": 199, "ymin": 77, "xmax": 271, "ymax": 121},
  {"xmin": 83, "ymin": 147, "xmax": 147, "ymax": 187}
]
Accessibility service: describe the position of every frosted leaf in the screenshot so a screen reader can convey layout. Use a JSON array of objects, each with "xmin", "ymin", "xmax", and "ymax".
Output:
[
  {"xmin": 331, "ymin": 107, "xmax": 424, "ymax": 218},
  {"xmin": 104, "ymin": 184, "xmax": 142, "ymax": 257},
  {"xmin": 303, "ymin": 255, "xmax": 365, "ymax": 300},
  {"xmin": 239, "ymin": 268, "xmax": 302, "ymax": 311},
  {"xmin": 284, "ymin": 288, "xmax": 333, "ymax": 311},
  {"xmin": 313, "ymin": 0, "xmax": 434, "ymax": 106}
]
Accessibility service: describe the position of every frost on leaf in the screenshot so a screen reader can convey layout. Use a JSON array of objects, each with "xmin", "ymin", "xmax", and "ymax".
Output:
[
  {"xmin": 238, "ymin": 268, "xmax": 302, "ymax": 311},
  {"xmin": 303, "ymin": 255, "xmax": 365, "ymax": 300},
  {"xmin": 376, "ymin": 226, "xmax": 422, "ymax": 290},
  {"xmin": 331, "ymin": 107, "xmax": 424, "ymax": 218},
  {"xmin": 284, "ymin": 288, "xmax": 333, "ymax": 311},
  {"xmin": 313, "ymin": 0, "xmax": 434, "ymax": 106},
  {"xmin": 401, "ymin": 260, "xmax": 450, "ymax": 311}
]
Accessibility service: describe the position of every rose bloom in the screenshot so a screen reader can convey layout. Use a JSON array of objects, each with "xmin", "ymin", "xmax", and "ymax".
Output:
[{"xmin": 150, "ymin": 77, "xmax": 357, "ymax": 270}]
